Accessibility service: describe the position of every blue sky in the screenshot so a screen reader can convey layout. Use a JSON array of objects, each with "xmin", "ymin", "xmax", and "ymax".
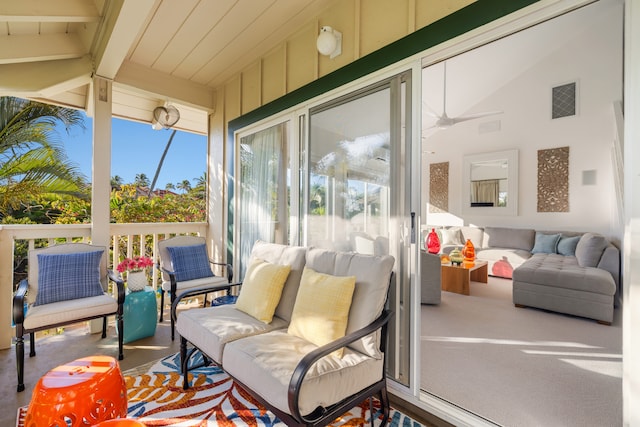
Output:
[{"xmin": 58, "ymin": 112, "xmax": 208, "ymax": 189}]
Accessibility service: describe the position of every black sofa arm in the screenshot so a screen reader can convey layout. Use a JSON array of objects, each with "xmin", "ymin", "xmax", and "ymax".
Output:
[
  {"xmin": 13, "ymin": 279, "xmax": 29, "ymax": 326},
  {"xmin": 287, "ymin": 309, "xmax": 393, "ymax": 423},
  {"xmin": 170, "ymin": 281, "xmax": 243, "ymax": 322}
]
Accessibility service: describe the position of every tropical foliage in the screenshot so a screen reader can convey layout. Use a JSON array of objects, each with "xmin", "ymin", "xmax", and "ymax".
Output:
[{"xmin": 0, "ymin": 97, "xmax": 87, "ymax": 217}]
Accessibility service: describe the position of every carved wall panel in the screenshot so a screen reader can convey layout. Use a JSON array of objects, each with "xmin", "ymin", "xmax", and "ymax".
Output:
[
  {"xmin": 429, "ymin": 162, "xmax": 449, "ymax": 213},
  {"xmin": 537, "ymin": 146, "xmax": 569, "ymax": 212}
]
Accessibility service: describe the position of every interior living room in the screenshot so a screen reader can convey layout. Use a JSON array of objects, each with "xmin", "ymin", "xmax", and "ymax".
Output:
[
  {"xmin": 419, "ymin": 2, "xmax": 623, "ymax": 425},
  {"xmin": 0, "ymin": 0, "xmax": 638, "ymax": 426},
  {"xmin": 409, "ymin": 2, "xmax": 628, "ymax": 426}
]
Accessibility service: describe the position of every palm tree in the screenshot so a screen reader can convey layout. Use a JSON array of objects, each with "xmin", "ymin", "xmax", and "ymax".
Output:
[
  {"xmin": 165, "ymin": 182, "xmax": 175, "ymax": 191},
  {"xmin": 111, "ymin": 175, "xmax": 124, "ymax": 189},
  {"xmin": 177, "ymin": 179, "xmax": 191, "ymax": 193},
  {"xmin": 193, "ymin": 172, "xmax": 206, "ymax": 198},
  {"xmin": 148, "ymin": 129, "xmax": 177, "ymax": 198},
  {"xmin": 134, "ymin": 173, "xmax": 150, "ymax": 188},
  {"xmin": 0, "ymin": 97, "xmax": 87, "ymax": 216}
]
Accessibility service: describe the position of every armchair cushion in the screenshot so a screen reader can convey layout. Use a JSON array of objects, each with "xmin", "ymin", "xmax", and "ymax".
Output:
[
  {"xmin": 34, "ymin": 250, "xmax": 105, "ymax": 306},
  {"xmin": 287, "ymin": 267, "xmax": 355, "ymax": 357},
  {"xmin": 235, "ymin": 258, "xmax": 292, "ymax": 323},
  {"xmin": 166, "ymin": 244, "xmax": 214, "ymax": 281}
]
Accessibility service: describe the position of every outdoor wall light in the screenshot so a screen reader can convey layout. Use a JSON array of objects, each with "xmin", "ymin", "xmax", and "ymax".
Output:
[{"xmin": 317, "ymin": 26, "xmax": 342, "ymax": 59}]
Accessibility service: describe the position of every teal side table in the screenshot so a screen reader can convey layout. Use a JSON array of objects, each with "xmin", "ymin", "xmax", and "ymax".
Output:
[{"xmin": 122, "ymin": 286, "xmax": 157, "ymax": 343}]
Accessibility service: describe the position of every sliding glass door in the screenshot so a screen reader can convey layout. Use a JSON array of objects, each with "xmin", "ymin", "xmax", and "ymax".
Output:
[
  {"xmin": 235, "ymin": 121, "xmax": 290, "ymax": 276},
  {"xmin": 306, "ymin": 72, "xmax": 412, "ymax": 385}
]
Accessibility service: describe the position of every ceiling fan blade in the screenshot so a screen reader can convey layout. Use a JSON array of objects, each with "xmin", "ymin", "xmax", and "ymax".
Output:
[
  {"xmin": 422, "ymin": 101, "xmax": 440, "ymax": 119},
  {"xmin": 451, "ymin": 110, "xmax": 503, "ymax": 125}
]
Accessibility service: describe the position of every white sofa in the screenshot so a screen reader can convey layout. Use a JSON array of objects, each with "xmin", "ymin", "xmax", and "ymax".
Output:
[{"xmin": 172, "ymin": 241, "xmax": 395, "ymax": 426}]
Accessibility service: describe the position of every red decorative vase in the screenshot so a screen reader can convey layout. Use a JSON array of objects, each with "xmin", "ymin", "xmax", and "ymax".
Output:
[
  {"xmin": 462, "ymin": 239, "xmax": 475, "ymax": 262},
  {"xmin": 426, "ymin": 228, "xmax": 441, "ymax": 254}
]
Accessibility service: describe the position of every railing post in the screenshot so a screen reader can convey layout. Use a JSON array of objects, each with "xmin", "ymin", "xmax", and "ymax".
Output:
[{"xmin": 0, "ymin": 227, "xmax": 14, "ymax": 349}]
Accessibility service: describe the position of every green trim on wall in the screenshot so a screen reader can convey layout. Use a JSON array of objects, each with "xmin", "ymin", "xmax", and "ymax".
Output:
[
  {"xmin": 226, "ymin": 0, "xmax": 540, "ymax": 263},
  {"xmin": 228, "ymin": 0, "xmax": 540, "ymax": 133}
]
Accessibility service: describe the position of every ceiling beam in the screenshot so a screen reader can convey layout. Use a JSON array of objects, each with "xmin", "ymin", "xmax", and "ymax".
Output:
[
  {"xmin": 93, "ymin": 0, "xmax": 156, "ymax": 80},
  {"xmin": 0, "ymin": 0, "xmax": 100, "ymax": 22},
  {"xmin": 0, "ymin": 56, "xmax": 92, "ymax": 97},
  {"xmin": 0, "ymin": 33, "xmax": 86, "ymax": 64},
  {"xmin": 116, "ymin": 60, "xmax": 216, "ymax": 112}
]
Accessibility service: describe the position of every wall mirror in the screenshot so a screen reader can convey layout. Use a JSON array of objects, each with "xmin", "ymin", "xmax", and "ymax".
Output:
[{"xmin": 462, "ymin": 149, "xmax": 518, "ymax": 216}]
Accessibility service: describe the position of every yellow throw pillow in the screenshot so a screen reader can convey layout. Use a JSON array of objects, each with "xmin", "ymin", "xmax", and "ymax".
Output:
[
  {"xmin": 287, "ymin": 267, "xmax": 356, "ymax": 358},
  {"xmin": 235, "ymin": 259, "xmax": 291, "ymax": 323}
]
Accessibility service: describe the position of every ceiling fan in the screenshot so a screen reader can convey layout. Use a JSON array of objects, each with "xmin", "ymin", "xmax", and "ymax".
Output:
[
  {"xmin": 424, "ymin": 62, "xmax": 502, "ymax": 132},
  {"xmin": 152, "ymin": 104, "xmax": 181, "ymax": 129}
]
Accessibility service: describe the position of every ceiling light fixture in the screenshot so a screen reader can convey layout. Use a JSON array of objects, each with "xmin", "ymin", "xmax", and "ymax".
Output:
[{"xmin": 317, "ymin": 26, "xmax": 342, "ymax": 59}]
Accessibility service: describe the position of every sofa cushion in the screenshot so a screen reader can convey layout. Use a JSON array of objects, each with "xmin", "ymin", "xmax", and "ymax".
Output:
[
  {"xmin": 531, "ymin": 233, "xmax": 561, "ymax": 254},
  {"xmin": 440, "ymin": 228, "xmax": 464, "ymax": 246},
  {"xmin": 222, "ymin": 330, "xmax": 383, "ymax": 416},
  {"xmin": 460, "ymin": 226, "xmax": 484, "ymax": 249},
  {"xmin": 475, "ymin": 248, "xmax": 532, "ymax": 277},
  {"xmin": 483, "ymin": 227, "xmax": 535, "ymax": 251},
  {"xmin": 304, "ymin": 248, "xmax": 394, "ymax": 358},
  {"xmin": 556, "ymin": 235, "xmax": 581, "ymax": 256},
  {"xmin": 513, "ymin": 253, "xmax": 616, "ymax": 296},
  {"xmin": 235, "ymin": 259, "xmax": 291, "ymax": 323},
  {"xmin": 288, "ymin": 267, "xmax": 355, "ymax": 357},
  {"xmin": 176, "ymin": 304, "xmax": 288, "ymax": 363},
  {"xmin": 35, "ymin": 250, "xmax": 105, "ymax": 306},
  {"xmin": 575, "ymin": 233, "xmax": 609, "ymax": 268},
  {"xmin": 247, "ymin": 241, "xmax": 308, "ymax": 323}
]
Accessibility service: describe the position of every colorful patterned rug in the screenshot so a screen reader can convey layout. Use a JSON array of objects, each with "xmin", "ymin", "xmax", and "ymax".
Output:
[{"xmin": 18, "ymin": 351, "xmax": 424, "ymax": 426}]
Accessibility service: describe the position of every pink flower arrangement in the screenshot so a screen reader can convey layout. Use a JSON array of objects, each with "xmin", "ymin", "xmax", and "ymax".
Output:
[{"xmin": 117, "ymin": 256, "xmax": 153, "ymax": 273}]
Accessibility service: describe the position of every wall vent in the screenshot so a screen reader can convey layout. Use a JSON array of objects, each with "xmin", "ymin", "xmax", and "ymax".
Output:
[{"xmin": 552, "ymin": 82, "xmax": 577, "ymax": 119}]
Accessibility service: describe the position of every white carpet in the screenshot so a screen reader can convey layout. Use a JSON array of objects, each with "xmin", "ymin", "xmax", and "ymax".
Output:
[{"xmin": 421, "ymin": 277, "xmax": 622, "ymax": 427}]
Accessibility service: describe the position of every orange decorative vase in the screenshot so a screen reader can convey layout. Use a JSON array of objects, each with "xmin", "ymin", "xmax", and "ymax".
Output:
[
  {"xmin": 462, "ymin": 239, "xmax": 475, "ymax": 262},
  {"xmin": 426, "ymin": 228, "xmax": 441, "ymax": 254}
]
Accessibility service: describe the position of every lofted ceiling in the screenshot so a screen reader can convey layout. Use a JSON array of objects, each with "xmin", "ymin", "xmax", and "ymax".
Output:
[{"xmin": 0, "ymin": 0, "xmax": 334, "ymax": 134}]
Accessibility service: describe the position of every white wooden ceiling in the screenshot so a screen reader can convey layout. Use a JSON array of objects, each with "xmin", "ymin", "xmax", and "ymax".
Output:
[{"xmin": 0, "ymin": 0, "xmax": 334, "ymax": 134}]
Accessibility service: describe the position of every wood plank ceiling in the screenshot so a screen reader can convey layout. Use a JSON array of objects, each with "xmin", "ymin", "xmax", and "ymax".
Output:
[{"xmin": 0, "ymin": 0, "xmax": 334, "ymax": 134}]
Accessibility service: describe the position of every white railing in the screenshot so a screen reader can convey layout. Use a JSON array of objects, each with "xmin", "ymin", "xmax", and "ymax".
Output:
[{"xmin": 0, "ymin": 222, "xmax": 208, "ymax": 350}]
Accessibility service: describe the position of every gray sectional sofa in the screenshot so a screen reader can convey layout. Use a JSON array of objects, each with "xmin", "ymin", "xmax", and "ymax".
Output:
[{"xmin": 421, "ymin": 226, "xmax": 620, "ymax": 324}]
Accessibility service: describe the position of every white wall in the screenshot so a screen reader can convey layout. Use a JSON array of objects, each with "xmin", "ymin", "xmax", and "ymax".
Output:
[{"xmin": 422, "ymin": 0, "xmax": 623, "ymax": 240}]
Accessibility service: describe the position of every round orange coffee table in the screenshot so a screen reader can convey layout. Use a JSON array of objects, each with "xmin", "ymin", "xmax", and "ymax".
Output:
[{"xmin": 24, "ymin": 355, "xmax": 128, "ymax": 427}]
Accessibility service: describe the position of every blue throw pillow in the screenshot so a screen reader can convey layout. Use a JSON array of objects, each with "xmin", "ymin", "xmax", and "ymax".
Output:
[
  {"xmin": 531, "ymin": 233, "xmax": 561, "ymax": 254},
  {"xmin": 167, "ymin": 244, "xmax": 214, "ymax": 282},
  {"xmin": 556, "ymin": 235, "xmax": 581, "ymax": 256},
  {"xmin": 35, "ymin": 250, "xmax": 105, "ymax": 306}
]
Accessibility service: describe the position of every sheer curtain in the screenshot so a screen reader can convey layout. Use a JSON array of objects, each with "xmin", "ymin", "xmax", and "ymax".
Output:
[
  {"xmin": 239, "ymin": 124, "xmax": 283, "ymax": 275},
  {"xmin": 471, "ymin": 179, "xmax": 499, "ymax": 206}
]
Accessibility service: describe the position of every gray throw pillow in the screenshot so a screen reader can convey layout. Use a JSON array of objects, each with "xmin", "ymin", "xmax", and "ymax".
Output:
[
  {"xmin": 531, "ymin": 233, "xmax": 561, "ymax": 254},
  {"xmin": 575, "ymin": 233, "xmax": 608, "ymax": 267}
]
